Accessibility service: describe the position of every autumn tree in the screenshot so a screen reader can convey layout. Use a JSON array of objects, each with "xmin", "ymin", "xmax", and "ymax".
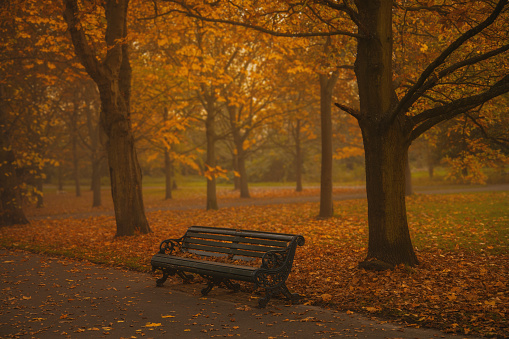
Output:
[
  {"xmin": 158, "ymin": 0, "xmax": 509, "ymax": 268},
  {"xmin": 63, "ymin": 0, "xmax": 151, "ymax": 236},
  {"xmin": 0, "ymin": 0, "xmax": 67, "ymax": 223}
]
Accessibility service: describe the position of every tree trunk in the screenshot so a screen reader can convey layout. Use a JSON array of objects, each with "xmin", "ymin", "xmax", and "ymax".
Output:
[
  {"xmin": 164, "ymin": 148, "xmax": 173, "ymax": 200},
  {"xmin": 205, "ymin": 111, "xmax": 218, "ymax": 210},
  {"xmin": 227, "ymin": 105, "xmax": 250, "ymax": 198},
  {"xmin": 405, "ymin": 157, "xmax": 413, "ymax": 196},
  {"xmin": 232, "ymin": 155, "xmax": 240, "ymax": 190},
  {"xmin": 85, "ymin": 97, "xmax": 102, "ymax": 208},
  {"xmin": 237, "ymin": 150, "xmax": 250, "ymax": 198},
  {"xmin": 91, "ymin": 158, "xmax": 102, "ymax": 207},
  {"xmin": 163, "ymin": 108, "xmax": 173, "ymax": 200},
  {"xmin": 71, "ymin": 107, "xmax": 81, "ymax": 197},
  {"xmin": 294, "ymin": 119, "xmax": 303, "ymax": 192},
  {"xmin": 58, "ymin": 166, "xmax": 64, "ymax": 191},
  {"xmin": 64, "ymin": 0, "xmax": 150, "ymax": 236},
  {"xmin": 318, "ymin": 70, "xmax": 338, "ymax": 218},
  {"xmin": 0, "ymin": 84, "xmax": 29, "ymax": 226},
  {"xmin": 360, "ymin": 121, "xmax": 418, "ymax": 268},
  {"xmin": 355, "ymin": 0, "xmax": 418, "ymax": 268}
]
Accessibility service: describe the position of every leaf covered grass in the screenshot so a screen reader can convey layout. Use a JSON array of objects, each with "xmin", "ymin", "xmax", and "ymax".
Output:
[{"xmin": 2, "ymin": 191, "xmax": 508, "ymax": 337}]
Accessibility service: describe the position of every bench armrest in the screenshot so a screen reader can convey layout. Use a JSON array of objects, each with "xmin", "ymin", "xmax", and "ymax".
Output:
[
  {"xmin": 261, "ymin": 249, "xmax": 290, "ymax": 270},
  {"xmin": 158, "ymin": 237, "xmax": 184, "ymax": 255}
]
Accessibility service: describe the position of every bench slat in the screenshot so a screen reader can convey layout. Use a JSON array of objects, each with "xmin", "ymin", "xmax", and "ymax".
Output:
[
  {"xmin": 182, "ymin": 243, "xmax": 266, "ymax": 258},
  {"xmin": 186, "ymin": 232, "xmax": 288, "ymax": 248},
  {"xmin": 184, "ymin": 238, "xmax": 282, "ymax": 253},
  {"xmin": 151, "ymin": 254, "xmax": 256, "ymax": 281},
  {"xmin": 187, "ymin": 226, "xmax": 298, "ymax": 242}
]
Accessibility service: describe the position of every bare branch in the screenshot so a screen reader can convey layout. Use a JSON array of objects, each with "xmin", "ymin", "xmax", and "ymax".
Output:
[
  {"xmin": 392, "ymin": 0, "xmax": 508, "ymax": 120},
  {"xmin": 409, "ymin": 74, "xmax": 509, "ymax": 141},
  {"xmin": 149, "ymin": 0, "xmax": 364, "ymax": 39},
  {"xmin": 465, "ymin": 113, "xmax": 509, "ymax": 151},
  {"xmin": 334, "ymin": 102, "xmax": 360, "ymax": 120},
  {"xmin": 63, "ymin": 0, "xmax": 103, "ymax": 82}
]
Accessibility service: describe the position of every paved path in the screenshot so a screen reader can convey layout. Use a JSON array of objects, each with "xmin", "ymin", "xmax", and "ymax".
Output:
[
  {"xmin": 31, "ymin": 184, "xmax": 509, "ymax": 221},
  {"xmin": 1, "ymin": 250, "xmax": 474, "ymax": 339}
]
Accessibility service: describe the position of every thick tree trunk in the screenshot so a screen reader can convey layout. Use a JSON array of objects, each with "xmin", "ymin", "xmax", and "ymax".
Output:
[
  {"xmin": 360, "ymin": 121, "xmax": 419, "ymax": 268},
  {"xmin": 318, "ymin": 71, "xmax": 337, "ymax": 218},
  {"xmin": 405, "ymin": 157, "xmax": 413, "ymax": 196},
  {"xmin": 64, "ymin": 0, "xmax": 150, "ymax": 236},
  {"xmin": 355, "ymin": 0, "xmax": 418, "ymax": 267},
  {"xmin": 106, "ymin": 124, "xmax": 149, "ymax": 236},
  {"xmin": 205, "ymin": 112, "xmax": 218, "ymax": 210}
]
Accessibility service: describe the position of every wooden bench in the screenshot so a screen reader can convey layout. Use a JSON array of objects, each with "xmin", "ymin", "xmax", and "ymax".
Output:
[{"xmin": 151, "ymin": 226, "xmax": 305, "ymax": 308}]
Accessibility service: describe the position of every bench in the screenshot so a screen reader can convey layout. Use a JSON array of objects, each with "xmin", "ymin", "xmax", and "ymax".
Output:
[{"xmin": 151, "ymin": 226, "xmax": 305, "ymax": 308}]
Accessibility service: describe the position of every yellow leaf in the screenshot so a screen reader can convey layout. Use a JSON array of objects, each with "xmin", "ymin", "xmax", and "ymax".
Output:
[{"xmin": 144, "ymin": 322, "xmax": 162, "ymax": 327}]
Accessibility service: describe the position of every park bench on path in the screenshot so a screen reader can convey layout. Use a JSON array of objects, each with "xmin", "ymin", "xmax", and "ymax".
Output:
[{"xmin": 151, "ymin": 226, "xmax": 305, "ymax": 308}]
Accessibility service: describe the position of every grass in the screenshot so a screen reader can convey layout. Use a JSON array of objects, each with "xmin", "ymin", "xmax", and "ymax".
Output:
[{"xmin": 407, "ymin": 192, "xmax": 509, "ymax": 254}]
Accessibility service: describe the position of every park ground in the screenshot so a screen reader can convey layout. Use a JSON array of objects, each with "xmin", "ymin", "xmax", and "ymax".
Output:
[{"xmin": 0, "ymin": 183, "xmax": 508, "ymax": 337}]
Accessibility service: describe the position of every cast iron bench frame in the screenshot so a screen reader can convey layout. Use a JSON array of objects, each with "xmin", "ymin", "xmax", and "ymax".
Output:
[{"xmin": 151, "ymin": 226, "xmax": 305, "ymax": 308}]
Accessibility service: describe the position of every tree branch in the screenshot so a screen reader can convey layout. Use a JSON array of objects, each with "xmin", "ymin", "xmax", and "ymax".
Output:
[
  {"xmin": 465, "ymin": 113, "xmax": 509, "ymax": 151},
  {"xmin": 409, "ymin": 74, "xmax": 509, "ymax": 141},
  {"xmin": 392, "ymin": 0, "xmax": 508, "ymax": 120},
  {"xmin": 63, "ymin": 0, "xmax": 103, "ymax": 82},
  {"xmin": 150, "ymin": 0, "xmax": 365, "ymax": 39},
  {"xmin": 335, "ymin": 102, "xmax": 360, "ymax": 120}
]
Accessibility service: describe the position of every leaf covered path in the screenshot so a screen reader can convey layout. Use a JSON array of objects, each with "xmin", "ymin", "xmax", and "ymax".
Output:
[{"xmin": 0, "ymin": 250, "xmax": 478, "ymax": 338}]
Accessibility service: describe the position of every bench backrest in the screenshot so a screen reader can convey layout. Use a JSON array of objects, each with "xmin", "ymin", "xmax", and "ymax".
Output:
[{"xmin": 181, "ymin": 226, "xmax": 302, "ymax": 261}]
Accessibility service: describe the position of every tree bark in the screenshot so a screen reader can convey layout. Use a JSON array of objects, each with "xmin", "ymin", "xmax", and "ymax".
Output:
[
  {"xmin": 405, "ymin": 157, "xmax": 413, "ymax": 196},
  {"xmin": 355, "ymin": 0, "xmax": 418, "ymax": 268},
  {"xmin": 64, "ymin": 0, "xmax": 150, "ymax": 236},
  {"xmin": 360, "ymin": 120, "xmax": 418, "ymax": 268},
  {"xmin": 318, "ymin": 70, "xmax": 338, "ymax": 218}
]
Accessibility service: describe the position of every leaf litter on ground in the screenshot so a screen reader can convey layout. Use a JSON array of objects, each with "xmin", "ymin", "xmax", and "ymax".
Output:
[{"xmin": 1, "ymin": 190, "xmax": 507, "ymax": 337}]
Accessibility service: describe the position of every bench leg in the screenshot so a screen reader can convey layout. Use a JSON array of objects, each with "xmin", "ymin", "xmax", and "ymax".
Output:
[
  {"xmin": 258, "ymin": 283, "xmax": 300, "ymax": 308},
  {"xmin": 281, "ymin": 283, "xmax": 301, "ymax": 304},
  {"xmin": 201, "ymin": 277, "xmax": 240, "ymax": 296},
  {"xmin": 258, "ymin": 289, "xmax": 275, "ymax": 308},
  {"xmin": 156, "ymin": 270, "xmax": 171, "ymax": 287},
  {"xmin": 177, "ymin": 271, "xmax": 194, "ymax": 283}
]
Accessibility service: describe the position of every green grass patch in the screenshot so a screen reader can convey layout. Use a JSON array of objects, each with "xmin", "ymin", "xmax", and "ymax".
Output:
[{"xmin": 407, "ymin": 191, "xmax": 508, "ymax": 254}]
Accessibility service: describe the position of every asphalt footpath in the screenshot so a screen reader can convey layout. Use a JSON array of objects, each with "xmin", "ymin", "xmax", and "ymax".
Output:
[{"xmin": 1, "ymin": 250, "xmax": 475, "ymax": 339}]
